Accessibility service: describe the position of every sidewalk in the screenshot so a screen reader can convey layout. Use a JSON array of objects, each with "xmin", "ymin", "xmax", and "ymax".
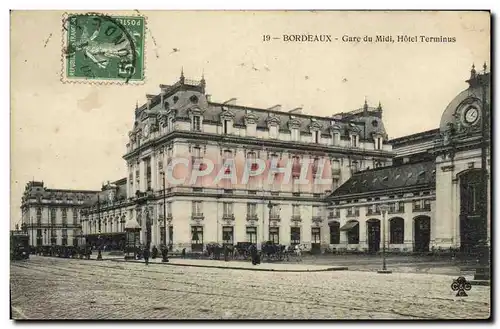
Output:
[{"xmin": 110, "ymin": 257, "xmax": 348, "ymax": 272}]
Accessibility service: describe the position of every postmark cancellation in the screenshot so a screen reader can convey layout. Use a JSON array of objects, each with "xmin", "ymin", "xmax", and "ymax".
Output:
[{"xmin": 61, "ymin": 12, "xmax": 146, "ymax": 84}]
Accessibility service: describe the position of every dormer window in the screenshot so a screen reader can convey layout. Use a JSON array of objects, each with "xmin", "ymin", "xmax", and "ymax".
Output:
[
  {"xmin": 269, "ymin": 125, "xmax": 278, "ymax": 139},
  {"xmin": 374, "ymin": 136, "xmax": 383, "ymax": 150},
  {"xmin": 332, "ymin": 132, "xmax": 340, "ymax": 146},
  {"xmin": 350, "ymin": 134, "xmax": 359, "ymax": 148},
  {"xmin": 291, "ymin": 128, "xmax": 299, "ymax": 141},
  {"xmin": 223, "ymin": 120, "xmax": 231, "ymax": 134},
  {"xmin": 313, "ymin": 131, "xmax": 320, "ymax": 144},
  {"xmin": 192, "ymin": 116, "xmax": 201, "ymax": 131}
]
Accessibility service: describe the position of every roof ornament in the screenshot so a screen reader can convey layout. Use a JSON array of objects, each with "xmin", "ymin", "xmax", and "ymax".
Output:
[
  {"xmin": 377, "ymin": 101, "xmax": 382, "ymax": 111},
  {"xmin": 470, "ymin": 63, "xmax": 476, "ymax": 78},
  {"xmin": 363, "ymin": 97, "xmax": 368, "ymax": 115},
  {"xmin": 483, "ymin": 62, "xmax": 488, "ymax": 73},
  {"xmin": 180, "ymin": 66, "xmax": 185, "ymax": 84}
]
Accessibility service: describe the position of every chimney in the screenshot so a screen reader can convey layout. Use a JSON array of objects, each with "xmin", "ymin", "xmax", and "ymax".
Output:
[
  {"xmin": 288, "ymin": 107, "xmax": 302, "ymax": 114},
  {"xmin": 223, "ymin": 98, "xmax": 237, "ymax": 105},
  {"xmin": 267, "ymin": 104, "xmax": 282, "ymax": 112}
]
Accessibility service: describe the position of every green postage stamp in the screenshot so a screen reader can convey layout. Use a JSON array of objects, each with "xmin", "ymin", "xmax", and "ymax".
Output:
[{"xmin": 62, "ymin": 13, "xmax": 145, "ymax": 84}]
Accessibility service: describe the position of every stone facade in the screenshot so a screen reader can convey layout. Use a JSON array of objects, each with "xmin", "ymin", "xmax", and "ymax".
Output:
[{"xmin": 20, "ymin": 181, "xmax": 98, "ymax": 246}]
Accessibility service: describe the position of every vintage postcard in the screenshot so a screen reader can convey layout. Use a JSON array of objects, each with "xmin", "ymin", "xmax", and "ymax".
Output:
[{"xmin": 10, "ymin": 10, "xmax": 491, "ymax": 320}]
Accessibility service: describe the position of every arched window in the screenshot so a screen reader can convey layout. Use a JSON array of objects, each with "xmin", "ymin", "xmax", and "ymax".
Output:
[
  {"xmin": 389, "ymin": 218, "xmax": 405, "ymax": 244},
  {"xmin": 329, "ymin": 222, "xmax": 340, "ymax": 244}
]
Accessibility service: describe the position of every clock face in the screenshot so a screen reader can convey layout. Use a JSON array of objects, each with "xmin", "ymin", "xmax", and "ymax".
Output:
[{"xmin": 464, "ymin": 107, "xmax": 479, "ymax": 124}]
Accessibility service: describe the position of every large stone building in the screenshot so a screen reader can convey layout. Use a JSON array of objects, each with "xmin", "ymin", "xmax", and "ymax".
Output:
[
  {"xmin": 19, "ymin": 65, "xmax": 490, "ymax": 254},
  {"xmin": 118, "ymin": 71, "xmax": 393, "ymax": 252},
  {"xmin": 20, "ymin": 181, "xmax": 98, "ymax": 247}
]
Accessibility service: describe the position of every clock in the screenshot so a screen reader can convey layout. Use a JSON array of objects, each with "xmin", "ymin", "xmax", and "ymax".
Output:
[{"xmin": 464, "ymin": 107, "xmax": 479, "ymax": 124}]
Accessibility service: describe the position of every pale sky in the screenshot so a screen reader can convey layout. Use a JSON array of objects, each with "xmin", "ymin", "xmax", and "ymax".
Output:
[{"xmin": 10, "ymin": 10, "xmax": 490, "ymax": 228}]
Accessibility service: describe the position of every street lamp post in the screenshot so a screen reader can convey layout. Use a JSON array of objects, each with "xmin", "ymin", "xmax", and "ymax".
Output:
[
  {"xmin": 267, "ymin": 201, "xmax": 272, "ymax": 243},
  {"xmin": 160, "ymin": 171, "xmax": 167, "ymax": 245},
  {"xmin": 377, "ymin": 204, "xmax": 392, "ymax": 274},
  {"xmin": 97, "ymin": 194, "xmax": 103, "ymax": 261}
]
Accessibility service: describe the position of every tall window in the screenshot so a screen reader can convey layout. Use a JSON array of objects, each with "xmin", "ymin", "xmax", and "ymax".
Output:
[
  {"xmin": 167, "ymin": 202, "xmax": 172, "ymax": 217},
  {"xmin": 50, "ymin": 208, "xmax": 56, "ymax": 225},
  {"xmin": 312, "ymin": 157, "xmax": 319, "ymax": 176},
  {"xmin": 246, "ymin": 226, "xmax": 257, "ymax": 243},
  {"xmin": 192, "ymin": 116, "xmax": 201, "ymax": 131},
  {"xmin": 269, "ymin": 227, "xmax": 279, "ymax": 244},
  {"xmin": 191, "ymin": 226, "xmax": 204, "ymax": 252},
  {"xmin": 73, "ymin": 210, "xmax": 78, "ymax": 225},
  {"xmin": 291, "ymin": 128, "xmax": 299, "ymax": 141},
  {"xmin": 145, "ymin": 158, "xmax": 152, "ymax": 190},
  {"xmin": 36, "ymin": 229, "xmax": 42, "ymax": 246},
  {"xmin": 292, "ymin": 156, "xmax": 301, "ymax": 178},
  {"xmin": 62, "ymin": 208, "xmax": 67, "ymax": 226},
  {"xmin": 312, "ymin": 206, "xmax": 321, "ymax": 218},
  {"xmin": 160, "ymin": 226, "xmax": 166, "ymax": 246},
  {"xmin": 223, "ymin": 202, "xmax": 234, "ymax": 216},
  {"xmin": 329, "ymin": 222, "xmax": 340, "ymax": 244},
  {"xmin": 389, "ymin": 218, "xmax": 405, "ymax": 244},
  {"xmin": 192, "ymin": 201, "xmax": 203, "ymax": 216},
  {"xmin": 36, "ymin": 207, "xmax": 42, "ymax": 224},
  {"xmin": 247, "ymin": 203, "xmax": 257, "ymax": 217},
  {"xmin": 290, "ymin": 227, "xmax": 301, "ymax": 245},
  {"xmin": 247, "ymin": 152, "xmax": 258, "ymax": 189},
  {"xmin": 350, "ymin": 134, "xmax": 358, "ymax": 148},
  {"xmin": 311, "ymin": 227, "xmax": 321, "ymax": 244},
  {"xmin": 270, "ymin": 205, "xmax": 280, "ymax": 219},
  {"xmin": 62, "ymin": 229, "xmax": 68, "ymax": 246},
  {"xmin": 222, "ymin": 226, "xmax": 234, "ymax": 245},
  {"xmin": 375, "ymin": 137, "xmax": 382, "ymax": 150},
  {"xmin": 223, "ymin": 150, "xmax": 233, "ymax": 175}
]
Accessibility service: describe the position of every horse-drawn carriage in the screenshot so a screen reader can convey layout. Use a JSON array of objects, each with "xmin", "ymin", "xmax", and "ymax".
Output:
[{"xmin": 10, "ymin": 231, "xmax": 30, "ymax": 261}]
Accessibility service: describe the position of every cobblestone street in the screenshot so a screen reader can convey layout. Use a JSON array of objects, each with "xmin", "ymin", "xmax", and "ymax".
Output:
[{"xmin": 10, "ymin": 256, "xmax": 490, "ymax": 320}]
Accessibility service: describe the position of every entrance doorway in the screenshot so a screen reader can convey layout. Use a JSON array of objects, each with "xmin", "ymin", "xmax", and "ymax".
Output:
[
  {"xmin": 366, "ymin": 219, "xmax": 380, "ymax": 253},
  {"xmin": 413, "ymin": 216, "xmax": 430, "ymax": 252},
  {"xmin": 459, "ymin": 169, "xmax": 486, "ymax": 253}
]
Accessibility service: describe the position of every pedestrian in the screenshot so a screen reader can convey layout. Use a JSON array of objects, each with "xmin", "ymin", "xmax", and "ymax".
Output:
[
  {"xmin": 143, "ymin": 246, "xmax": 150, "ymax": 266},
  {"xmin": 181, "ymin": 248, "xmax": 186, "ymax": 259},
  {"xmin": 152, "ymin": 245, "xmax": 158, "ymax": 259},
  {"xmin": 224, "ymin": 245, "xmax": 229, "ymax": 262}
]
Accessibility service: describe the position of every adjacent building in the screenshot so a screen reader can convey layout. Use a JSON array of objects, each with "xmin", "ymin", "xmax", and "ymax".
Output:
[
  {"xmin": 20, "ymin": 181, "xmax": 98, "ymax": 247},
  {"xmin": 325, "ymin": 64, "xmax": 490, "ymax": 253}
]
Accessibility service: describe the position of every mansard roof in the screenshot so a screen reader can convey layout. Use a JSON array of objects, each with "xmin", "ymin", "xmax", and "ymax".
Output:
[
  {"xmin": 21, "ymin": 181, "xmax": 98, "ymax": 204},
  {"xmin": 85, "ymin": 178, "xmax": 128, "ymax": 207},
  {"xmin": 133, "ymin": 76, "xmax": 390, "ymax": 141},
  {"xmin": 328, "ymin": 160, "xmax": 435, "ymax": 199}
]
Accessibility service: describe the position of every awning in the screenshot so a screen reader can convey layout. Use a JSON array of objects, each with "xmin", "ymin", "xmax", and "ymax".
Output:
[{"xmin": 340, "ymin": 221, "xmax": 359, "ymax": 231}]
